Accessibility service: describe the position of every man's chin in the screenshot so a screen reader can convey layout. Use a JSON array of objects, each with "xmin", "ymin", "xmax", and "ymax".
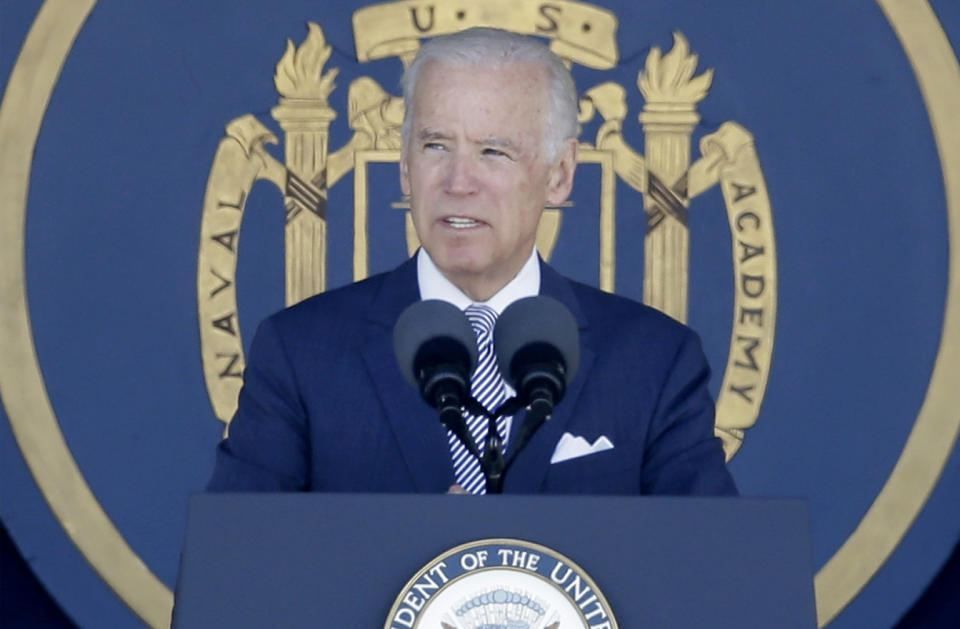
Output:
[
  {"xmin": 432, "ymin": 254, "xmax": 501, "ymax": 294},
  {"xmin": 435, "ymin": 259, "xmax": 490, "ymax": 283},
  {"xmin": 429, "ymin": 245, "xmax": 490, "ymax": 275}
]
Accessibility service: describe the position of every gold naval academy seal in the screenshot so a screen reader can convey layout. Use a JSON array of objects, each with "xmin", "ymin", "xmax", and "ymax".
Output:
[{"xmin": 2, "ymin": 2, "xmax": 959, "ymax": 628}]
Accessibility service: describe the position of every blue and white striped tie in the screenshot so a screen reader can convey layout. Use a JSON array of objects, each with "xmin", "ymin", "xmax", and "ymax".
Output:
[{"xmin": 449, "ymin": 304, "xmax": 508, "ymax": 494}]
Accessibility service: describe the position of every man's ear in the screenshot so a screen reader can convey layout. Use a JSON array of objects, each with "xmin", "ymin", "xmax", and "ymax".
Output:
[
  {"xmin": 546, "ymin": 138, "xmax": 578, "ymax": 206},
  {"xmin": 399, "ymin": 150, "xmax": 411, "ymax": 197}
]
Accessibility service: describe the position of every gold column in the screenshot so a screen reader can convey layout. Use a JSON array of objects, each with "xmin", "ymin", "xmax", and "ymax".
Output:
[
  {"xmin": 639, "ymin": 107, "xmax": 697, "ymax": 321},
  {"xmin": 271, "ymin": 22, "xmax": 339, "ymax": 305},
  {"xmin": 272, "ymin": 101, "xmax": 335, "ymax": 304},
  {"xmin": 638, "ymin": 33, "xmax": 713, "ymax": 323}
]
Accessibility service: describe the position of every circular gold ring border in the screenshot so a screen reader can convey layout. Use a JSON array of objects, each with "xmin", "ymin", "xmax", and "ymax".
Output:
[
  {"xmin": 0, "ymin": 2, "xmax": 957, "ymax": 628},
  {"xmin": 815, "ymin": 1, "xmax": 960, "ymax": 625}
]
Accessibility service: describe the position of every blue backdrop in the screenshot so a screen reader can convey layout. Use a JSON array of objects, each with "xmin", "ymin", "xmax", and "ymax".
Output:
[{"xmin": 1, "ymin": 1, "xmax": 959, "ymax": 627}]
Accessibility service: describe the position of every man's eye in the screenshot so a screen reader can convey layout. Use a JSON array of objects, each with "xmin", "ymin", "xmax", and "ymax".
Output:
[
  {"xmin": 482, "ymin": 148, "xmax": 508, "ymax": 158},
  {"xmin": 424, "ymin": 142, "xmax": 446, "ymax": 151}
]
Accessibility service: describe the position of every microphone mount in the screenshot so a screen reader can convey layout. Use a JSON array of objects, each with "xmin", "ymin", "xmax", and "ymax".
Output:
[{"xmin": 393, "ymin": 296, "xmax": 580, "ymax": 495}]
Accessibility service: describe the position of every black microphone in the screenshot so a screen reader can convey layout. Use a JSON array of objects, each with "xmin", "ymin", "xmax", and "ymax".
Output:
[
  {"xmin": 392, "ymin": 300, "xmax": 481, "ymax": 459},
  {"xmin": 492, "ymin": 296, "xmax": 579, "ymax": 476},
  {"xmin": 494, "ymin": 295, "xmax": 580, "ymax": 417}
]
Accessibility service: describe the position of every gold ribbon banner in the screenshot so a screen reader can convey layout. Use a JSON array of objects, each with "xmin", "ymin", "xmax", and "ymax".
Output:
[
  {"xmin": 198, "ymin": 115, "xmax": 286, "ymax": 425},
  {"xmin": 353, "ymin": 0, "xmax": 618, "ymax": 68},
  {"xmin": 700, "ymin": 123, "xmax": 778, "ymax": 455}
]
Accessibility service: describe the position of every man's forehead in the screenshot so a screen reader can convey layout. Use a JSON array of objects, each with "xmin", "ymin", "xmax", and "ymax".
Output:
[
  {"xmin": 416, "ymin": 127, "xmax": 526, "ymax": 150},
  {"xmin": 408, "ymin": 59, "xmax": 549, "ymax": 153},
  {"xmin": 412, "ymin": 61, "xmax": 548, "ymax": 110}
]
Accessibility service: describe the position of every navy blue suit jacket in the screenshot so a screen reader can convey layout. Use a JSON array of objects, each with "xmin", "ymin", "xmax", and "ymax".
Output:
[{"xmin": 208, "ymin": 257, "xmax": 736, "ymax": 495}]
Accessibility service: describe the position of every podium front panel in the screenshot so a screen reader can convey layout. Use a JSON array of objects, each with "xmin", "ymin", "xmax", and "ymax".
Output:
[{"xmin": 174, "ymin": 493, "xmax": 815, "ymax": 628}]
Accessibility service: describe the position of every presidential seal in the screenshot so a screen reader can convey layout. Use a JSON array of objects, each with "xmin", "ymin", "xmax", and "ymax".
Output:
[{"xmin": 386, "ymin": 539, "xmax": 617, "ymax": 629}]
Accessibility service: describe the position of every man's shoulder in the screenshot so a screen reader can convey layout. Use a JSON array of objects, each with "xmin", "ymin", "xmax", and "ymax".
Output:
[
  {"xmin": 266, "ymin": 274, "xmax": 377, "ymax": 327},
  {"xmin": 259, "ymin": 259, "xmax": 416, "ymax": 341},
  {"xmin": 561, "ymin": 274, "xmax": 693, "ymax": 343}
]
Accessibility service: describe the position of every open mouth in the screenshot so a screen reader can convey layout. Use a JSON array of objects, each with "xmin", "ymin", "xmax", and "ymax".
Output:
[{"xmin": 443, "ymin": 216, "xmax": 483, "ymax": 229}]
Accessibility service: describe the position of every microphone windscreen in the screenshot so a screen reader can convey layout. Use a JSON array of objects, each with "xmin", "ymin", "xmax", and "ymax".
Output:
[
  {"xmin": 493, "ymin": 296, "xmax": 580, "ymax": 387},
  {"xmin": 392, "ymin": 300, "xmax": 479, "ymax": 387}
]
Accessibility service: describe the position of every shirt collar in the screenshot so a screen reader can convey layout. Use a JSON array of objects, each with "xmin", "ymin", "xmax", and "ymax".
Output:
[{"xmin": 417, "ymin": 247, "xmax": 540, "ymax": 314}]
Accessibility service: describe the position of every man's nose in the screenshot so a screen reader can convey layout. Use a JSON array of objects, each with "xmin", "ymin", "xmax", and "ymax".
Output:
[{"xmin": 443, "ymin": 151, "xmax": 478, "ymax": 195}]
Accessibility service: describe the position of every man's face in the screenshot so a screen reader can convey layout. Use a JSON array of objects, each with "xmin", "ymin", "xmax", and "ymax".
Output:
[{"xmin": 400, "ymin": 60, "xmax": 576, "ymax": 301}]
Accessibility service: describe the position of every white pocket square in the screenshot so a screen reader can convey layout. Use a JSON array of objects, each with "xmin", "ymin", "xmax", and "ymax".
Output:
[{"xmin": 550, "ymin": 432, "xmax": 615, "ymax": 464}]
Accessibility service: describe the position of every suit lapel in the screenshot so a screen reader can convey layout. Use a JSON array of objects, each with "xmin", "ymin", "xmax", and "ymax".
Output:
[
  {"xmin": 359, "ymin": 258, "xmax": 454, "ymax": 492},
  {"xmin": 503, "ymin": 261, "xmax": 595, "ymax": 493},
  {"xmin": 357, "ymin": 257, "xmax": 594, "ymax": 494}
]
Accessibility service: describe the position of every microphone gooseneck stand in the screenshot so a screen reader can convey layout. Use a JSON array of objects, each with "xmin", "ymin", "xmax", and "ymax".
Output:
[
  {"xmin": 394, "ymin": 296, "xmax": 578, "ymax": 495},
  {"xmin": 452, "ymin": 395, "xmax": 553, "ymax": 494}
]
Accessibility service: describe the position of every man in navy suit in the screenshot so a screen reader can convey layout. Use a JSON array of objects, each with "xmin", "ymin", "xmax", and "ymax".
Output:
[{"xmin": 208, "ymin": 27, "xmax": 736, "ymax": 496}]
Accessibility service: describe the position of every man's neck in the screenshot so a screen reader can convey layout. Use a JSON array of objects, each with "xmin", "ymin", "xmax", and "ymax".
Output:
[
  {"xmin": 417, "ymin": 248, "xmax": 540, "ymax": 314},
  {"xmin": 446, "ymin": 274, "xmax": 507, "ymax": 303}
]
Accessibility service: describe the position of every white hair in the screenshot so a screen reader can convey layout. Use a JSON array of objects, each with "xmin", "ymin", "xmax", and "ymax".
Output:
[{"xmin": 400, "ymin": 27, "xmax": 579, "ymax": 162}]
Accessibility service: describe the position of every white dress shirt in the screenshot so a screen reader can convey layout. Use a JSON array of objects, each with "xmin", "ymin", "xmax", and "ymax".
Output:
[
  {"xmin": 416, "ymin": 247, "xmax": 540, "ymax": 315},
  {"xmin": 416, "ymin": 246, "xmax": 541, "ymax": 440}
]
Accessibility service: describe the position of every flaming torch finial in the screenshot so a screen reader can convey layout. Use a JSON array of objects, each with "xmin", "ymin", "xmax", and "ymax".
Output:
[
  {"xmin": 638, "ymin": 32, "xmax": 713, "ymax": 108},
  {"xmin": 274, "ymin": 22, "xmax": 339, "ymax": 103}
]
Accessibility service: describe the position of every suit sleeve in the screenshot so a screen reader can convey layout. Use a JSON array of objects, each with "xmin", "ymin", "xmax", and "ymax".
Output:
[
  {"xmin": 641, "ymin": 330, "xmax": 738, "ymax": 495},
  {"xmin": 207, "ymin": 316, "xmax": 310, "ymax": 491}
]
